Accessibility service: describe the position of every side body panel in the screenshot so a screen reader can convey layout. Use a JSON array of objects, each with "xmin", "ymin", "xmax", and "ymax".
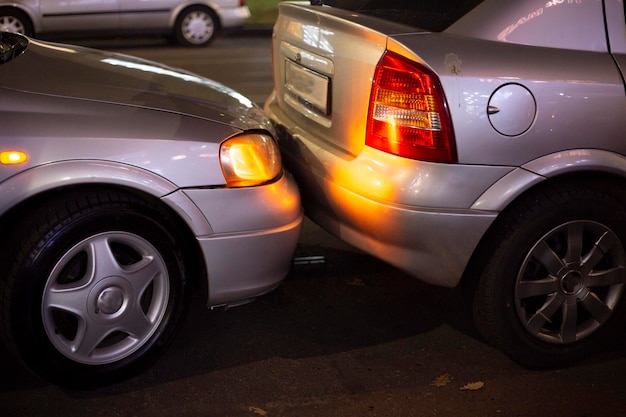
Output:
[
  {"xmin": 38, "ymin": 0, "xmax": 119, "ymax": 32},
  {"xmin": 0, "ymin": 0, "xmax": 251, "ymax": 34}
]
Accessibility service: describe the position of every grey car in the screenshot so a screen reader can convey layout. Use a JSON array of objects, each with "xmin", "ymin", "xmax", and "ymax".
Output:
[
  {"xmin": 0, "ymin": 0, "xmax": 250, "ymax": 46},
  {"xmin": 265, "ymin": 0, "xmax": 626, "ymax": 368},
  {"xmin": 0, "ymin": 31, "xmax": 302, "ymax": 386}
]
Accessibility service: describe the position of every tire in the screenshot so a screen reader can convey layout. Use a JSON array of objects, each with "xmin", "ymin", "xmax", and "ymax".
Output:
[
  {"xmin": 0, "ymin": 8, "xmax": 33, "ymax": 36},
  {"xmin": 470, "ymin": 181, "xmax": 626, "ymax": 368},
  {"xmin": 173, "ymin": 6, "xmax": 219, "ymax": 47},
  {"xmin": 0, "ymin": 189, "xmax": 189, "ymax": 387}
]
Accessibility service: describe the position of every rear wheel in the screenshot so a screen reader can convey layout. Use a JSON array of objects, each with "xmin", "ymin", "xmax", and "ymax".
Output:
[
  {"xmin": 173, "ymin": 6, "xmax": 219, "ymax": 47},
  {"xmin": 470, "ymin": 182, "xmax": 626, "ymax": 368},
  {"xmin": 0, "ymin": 8, "xmax": 33, "ymax": 36},
  {"xmin": 0, "ymin": 189, "xmax": 189, "ymax": 386}
]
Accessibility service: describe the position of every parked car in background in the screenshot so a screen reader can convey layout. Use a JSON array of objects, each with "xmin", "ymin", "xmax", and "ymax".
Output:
[
  {"xmin": 0, "ymin": 0, "xmax": 250, "ymax": 46},
  {"xmin": 265, "ymin": 0, "xmax": 626, "ymax": 368},
  {"xmin": 0, "ymin": 31, "xmax": 302, "ymax": 387}
]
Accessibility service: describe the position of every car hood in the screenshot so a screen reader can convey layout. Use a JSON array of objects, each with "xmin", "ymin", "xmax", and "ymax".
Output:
[{"xmin": 1, "ymin": 36, "xmax": 271, "ymax": 132}]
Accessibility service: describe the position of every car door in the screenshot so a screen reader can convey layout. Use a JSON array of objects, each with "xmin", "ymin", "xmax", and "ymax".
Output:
[
  {"xmin": 38, "ymin": 0, "xmax": 119, "ymax": 33},
  {"xmin": 118, "ymin": 0, "xmax": 173, "ymax": 30},
  {"xmin": 605, "ymin": 0, "xmax": 626, "ymax": 81}
]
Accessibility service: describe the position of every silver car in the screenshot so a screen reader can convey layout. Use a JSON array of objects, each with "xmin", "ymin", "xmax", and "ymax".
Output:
[
  {"xmin": 265, "ymin": 0, "xmax": 626, "ymax": 368},
  {"xmin": 0, "ymin": 0, "xmax": 250, "ymax": 46},
  {"xmin": 0, "ymin": 31, "xmax": 302, "ymax": 386}
]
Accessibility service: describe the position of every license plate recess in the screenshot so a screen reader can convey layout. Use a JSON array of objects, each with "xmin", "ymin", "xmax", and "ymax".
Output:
[{"xmin": 284, "ymin": 59, "xmax": 330, "ymax": 116}]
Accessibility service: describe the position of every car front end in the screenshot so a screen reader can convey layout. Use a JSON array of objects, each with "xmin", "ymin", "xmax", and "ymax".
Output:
[
  {"xmin": 1, "ymin": 34, "xmax": 303, "ymax": 306},
  {"xmin": 0, "ymin": 32, "xmax": 302, "ymax": 385}
]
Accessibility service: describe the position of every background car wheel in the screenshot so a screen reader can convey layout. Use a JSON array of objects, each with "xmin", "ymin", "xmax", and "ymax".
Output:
[
  {"xmin": 173, "ymin": 6, "xmax": 219, "ymax": 47},
  {"xmin": 0, "ymin": 8, "xmax": 33, "ymax": 36},
  {"xmin": 0, "ymin": 189, "xmax": 189, "ymax": 386},
  {"xmin": 469, "ymin": 180, "xmax": 626, "ymax": 368}
]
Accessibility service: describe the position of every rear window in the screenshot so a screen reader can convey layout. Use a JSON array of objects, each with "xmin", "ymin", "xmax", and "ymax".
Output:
[{"xmin": 319, "ymin": 0, "xmax": 485, "ymax": 31}]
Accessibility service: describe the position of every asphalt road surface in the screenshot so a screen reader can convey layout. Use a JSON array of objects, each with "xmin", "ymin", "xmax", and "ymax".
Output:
[{"xmin": 1, "ymin": 33, "xmax": 626, "ymax": 417}]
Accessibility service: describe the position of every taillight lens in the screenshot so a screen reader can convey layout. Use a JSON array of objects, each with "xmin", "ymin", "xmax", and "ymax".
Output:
[{"xmin": 366, "ymin": 51, "xmax": 457, "ymax": 163}]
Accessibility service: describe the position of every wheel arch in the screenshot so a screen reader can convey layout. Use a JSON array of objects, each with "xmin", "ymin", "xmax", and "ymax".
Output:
[
  {"xmin": 460, "ymin": 167, "xmax": 626, "ymax": 367},
  {"xmin": 0, "ymin": 5, "xmax": 37, "ymax": 34},
  {"xmin": 462, "ymin": 168, "xmax": 626, "ymax": 294},
  {"xmin": 472, "ymin": 149, "xmax": 626, "ymax": 212},
  {"xmin": 0, "ymin": 163, "xmax": 209, "ymax": 299},
  {"xmin": 461, "ymin": 148, "xmax": 626, "ymax": 284},
  {"xmin": 0, "ymin": 183, "xmax": 208, "ymax": 385},
  {"xmin": 169, "ymin": 2, "xmax": 221, "ymax": 30}
]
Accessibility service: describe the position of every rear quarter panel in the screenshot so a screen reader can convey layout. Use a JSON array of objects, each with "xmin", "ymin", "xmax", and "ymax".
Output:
[{"xmin": 398, "ymin": 33, "xmax": 626, "ymax": 166}]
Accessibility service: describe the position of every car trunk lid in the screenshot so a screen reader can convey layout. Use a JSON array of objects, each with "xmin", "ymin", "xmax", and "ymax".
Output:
[{"xmin": 268, "ymin": 2, "xmax": 429, "ymax": 157}]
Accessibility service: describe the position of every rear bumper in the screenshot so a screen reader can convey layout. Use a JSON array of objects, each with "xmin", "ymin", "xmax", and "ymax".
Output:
[
  {"xmin": 217, "ymin": 6, "xmax": 251, "ymax": 29},
  {"xmin": 298, "ymin": 178, "xmax": 494, "ymax": 287},
  {"xmin": 266, "ymin": 98, "xmax": 502, "ymax": 287}
]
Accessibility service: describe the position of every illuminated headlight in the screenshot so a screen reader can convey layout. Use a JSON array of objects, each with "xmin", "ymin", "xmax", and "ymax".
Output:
[{"xmin": 219, "ymin": 132, "xmax": 282, "ymax": 187}]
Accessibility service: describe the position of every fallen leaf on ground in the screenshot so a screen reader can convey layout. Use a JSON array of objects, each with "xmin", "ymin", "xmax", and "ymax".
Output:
[
  {"xmin": 460, "ymin": 381, "xmax": 485, "ymax": 391},
  {"xmin": 430, "ymin": 373, "xmax": 451, "ymax": 387},
  {"xmin": 248, "ymin": 406, "xmax": 268, "ymax": 416}
]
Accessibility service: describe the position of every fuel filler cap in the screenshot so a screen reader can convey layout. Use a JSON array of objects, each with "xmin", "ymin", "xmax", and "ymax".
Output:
[{"xmin": 487, "ymin": 83, "xmax": 536, "ymax": 137}]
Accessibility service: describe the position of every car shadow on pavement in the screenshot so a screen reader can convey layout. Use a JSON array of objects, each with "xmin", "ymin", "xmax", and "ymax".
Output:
[{"xmin": 79, "ymin": 247, "xmax": 477, "ymax": 396}]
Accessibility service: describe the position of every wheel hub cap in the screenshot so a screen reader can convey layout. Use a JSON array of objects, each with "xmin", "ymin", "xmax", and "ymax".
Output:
[
  {"xmin": 515, "ymin": 220, "xmax": 626, "ymax": 345},
  {"xmin": 96, "ymin": 286, "xmax": 125, "ymax": 314},
  {"xmin": 560, "ymin": 270, "xmax": 584, "ymax": 295},
  {"xmin": 41, "ymin": 231, "xmax": 172, "ymax": 365},
  {"xmin": 189, "ymin": 19, "xmax": 205, "ymax": 36}
]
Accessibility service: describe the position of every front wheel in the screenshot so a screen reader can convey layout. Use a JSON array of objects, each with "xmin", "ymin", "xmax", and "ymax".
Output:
[
  {"xmin": 173, "ymin": 6, "xmax": 219, "ymax": 47},
  {"xmin": 0, "ymin": 189, "xmax": 189, "ymax": 386},
  {"xmin": 470, "ymin": 182, "xmax": 626, "ymax": 368}
]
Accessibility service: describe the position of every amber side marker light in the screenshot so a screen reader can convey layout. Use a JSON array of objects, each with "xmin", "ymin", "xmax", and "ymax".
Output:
[
  {"xmin": 366, "ymin": 50, "xmax": 457, "ymax": 163},
  {"xmin": 0, "ymin": 151, "xmax": 28, "ymax": 165}
]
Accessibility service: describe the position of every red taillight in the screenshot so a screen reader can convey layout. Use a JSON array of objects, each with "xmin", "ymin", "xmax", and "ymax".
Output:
[{"xmin": 366, "ymin": 51, "xmax": 457, "ymax": 163}]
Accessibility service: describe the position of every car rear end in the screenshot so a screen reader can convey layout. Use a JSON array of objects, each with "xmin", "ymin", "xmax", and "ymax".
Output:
[
  {"xmin": 216, "ymin": 0, "xmax": 251, "ymax": 29},
  {"xmin": 265, "ymin": 0, "xmax": 497, "ymax": 286},
  {"xmin": 266, "ymin": 0, "xmax": 626, "ymax": 369},
  {"xmin": 265, "ymin": 0, "xmax": 626, "ymax": 287}
]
